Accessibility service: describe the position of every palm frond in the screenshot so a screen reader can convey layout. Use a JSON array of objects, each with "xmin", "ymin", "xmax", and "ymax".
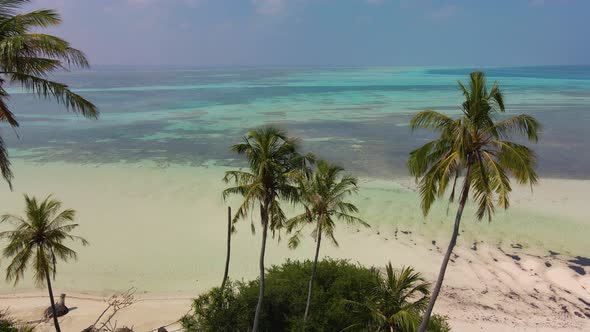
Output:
[
  {"xmin": 410, "ymin": 110, "xmax": 454, "ymax": 132},
  {"xmin": 0, "ymin": 133, "xmax": 13, "ymax": 188},
  {"xmin": 491, "ymin": 114, "xmax": 540, "ymax": 142},
  {"xmin": 6, "ymin": 72, "xmax": 97, "ymax": 118},
  {"xmin": 0, "ymin": 9, "xmax": 60, "ymax": 30},
  {"xmin": 0, "ymin": 90, "xmax": 19, "ymax": 126},
  {"xmin": 0, "ymin": 8, "xmax": 98, "ymax": 187},
  {"xmin": 492, "ymin": 140, "xmax": 538, "ymax": 186},
  {"xmin": 0, "ymin": 1, "xmax": 32, "ymax": 18},
  {"xmin": 4, "ymin": 242, "xmax": 33, "ymax": 284},
  {"xmin": 409, "ymin": 71, "xmax": 539, "ymax": 222},
  {"xmin": 1, "ymin": 195, "xmax": 86, "ymax": 286}
]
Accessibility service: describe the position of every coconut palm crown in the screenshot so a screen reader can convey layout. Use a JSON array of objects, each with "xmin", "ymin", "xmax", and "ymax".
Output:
[
  {"xmin": 287, "ymin": 159, "xmax": 369, "ymax": 322},
  {"xmin": 344, "ymin": 264, "xmax": 430, "ymax": 332},
  {"xmin": 0, "ymin": 194, "xmax": 88, "ymax": 332},
  {"xmin": 287, "ymin": 159, "xmax": 368, "ymax": 249},
  {"xmin": 222, "ymin": 126, "xmax": 314, "ymax": 332},
  {"xmin": 408, "ymin": 71, "xmax": 539, "ymax": 220},
  {"xmin": 408, "ymin": 71, "xmax": 540, "ymax": 331},
  {"xmin": 0, "ymin": 0, "xmax": 98, "ymax": 188}
]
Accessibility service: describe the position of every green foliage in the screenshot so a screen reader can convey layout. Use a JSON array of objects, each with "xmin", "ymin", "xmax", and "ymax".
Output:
[
  {"xmin": 408, "ymin": 71, "xmax": 540, "ymax": 331},
  {"xmin": 181, "ymin": 280, "xmax": 253, "ymax": 332},
  {"xmin": 287, "ymin": 159, "xmax": 368, "ymax": 249},
  {"xmin": 222, "ymin": 126, "xmax": 315, "ymax": 330},
  {"xmin": 183, "ymin": 259, "xmax": 378, "ymax": 332},
  {"xmin": 223, "ymin": 126, "xmax": 314, "ymax": 234},
  {"xmin": 0, "ymin": 319, "xmax": 17, "ymax": 332},
  {"xmin": 343, "ymin": 264, "xmax": 430, "ymax": 331},
  {"xmin": 182, "ymin": 259, "xmax": 451, "ymax": 332},
  {"xmin": 0, "ymin": 0, "xmax": 98, "ymax": 187},
  {"xmin": 408, "ymin": 71, "xmax": 540, "ymax": 221},
  {"xmin": 427, "ymin": 315, "xmax": 452, "ymax": 332},
  {"xmin": 0, "ymin": 194, "xmax": 88, "ymax": 285},
  {"xmin": 0, "ymin": 309, "xmax": 33, "ymax": 332}
]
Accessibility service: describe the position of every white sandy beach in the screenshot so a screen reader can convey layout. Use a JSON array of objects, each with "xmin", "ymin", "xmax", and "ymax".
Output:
[{"xmin": 0, "ymin": 160, "xmax": 589, "ymax": 331}]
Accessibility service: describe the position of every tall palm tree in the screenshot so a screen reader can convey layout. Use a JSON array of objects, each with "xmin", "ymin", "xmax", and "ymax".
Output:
[
  {"xmin": 408, "ymin": 71, "xmax": 540, "ymax": 331},
  {"xmin": 220, "ymin": 206, "xmax": 233, "ymax": 291},
  {"xmin": 287, "ymin": 159, "xmax": 369, "ymax": 323},
  {"xmin": 0, "ymin": 195, "xmax": 88, "ymax": 332},
  {"xmin": 344, "ymin": 264, "xmax": 430, "ymax": 332},
  {"xmin": 223, "ymin": 126, "xmax": 312, "ymax": 331},
  {"xmin": 0, "ymin": 0, "xmax": 98, "ymax": 188}
]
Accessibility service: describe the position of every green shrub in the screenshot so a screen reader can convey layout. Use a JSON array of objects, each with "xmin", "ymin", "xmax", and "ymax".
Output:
[
  {"xmin": 0, "ymin": 310, "xmax": 17, "ymax": 332},
  {"xmin": 0, "ymin": 310, "xmax": 33, "ymax": 332},
  {"xmin": 182, "ymin": 259, "xmax": 451, "ymax": 332},
  {"xmin": 0, "ymin": 320, "xmax": 17, "ymax": 332},
  {"xmin": 428, "ymin": 315, "xmax": 452, "ymax": 332}
]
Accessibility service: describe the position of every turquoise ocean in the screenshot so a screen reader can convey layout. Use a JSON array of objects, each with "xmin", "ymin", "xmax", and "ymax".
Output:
[
  {"xmin": 5, "ymin": 65, "xmax": 590, "ymax": 179},
  {"xmin": 1, "ymin": 66, "xmax": 590, "ymax": 292}
]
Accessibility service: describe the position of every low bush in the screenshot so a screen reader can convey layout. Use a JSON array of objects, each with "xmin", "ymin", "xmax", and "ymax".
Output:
[
  {"xmin": 181, "ymin": 259, "xmax": 450, "ymax": 332},
  {"xmin": 0, "ymin": 310, "xmax": 32, "ymax": 332}
]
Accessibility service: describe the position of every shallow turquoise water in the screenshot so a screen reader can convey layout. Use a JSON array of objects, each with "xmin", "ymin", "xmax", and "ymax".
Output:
[
  {"xmin": 5, "ymin": 65, "xmax": 590, "ymax": 178},
  {"xmin": 2, "ymin": 67, "xmax": 590, "ymax": 292}
]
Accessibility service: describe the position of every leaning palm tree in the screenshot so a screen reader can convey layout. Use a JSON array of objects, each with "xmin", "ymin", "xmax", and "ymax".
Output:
[
  {"xmin": 0, "ymin": 0, "xmax": 98, "ymax": 188},
  {"xmin": 0, "ymin": 195, "xmax": 88, "ymax": 332},
  {"xmin": 287, "ymin": 159, "xmax": 369, "ymax": 323},
  {"xmin": 344, "ymin": 264, "xmax": 430, "ymax": 332},
  {"xmin": 223, "ymin": 126, "xmax": 312, "ymax": 331},
  {"xmin": 408, "ymin": 71, "xmax": 540, "ymax": 331}
]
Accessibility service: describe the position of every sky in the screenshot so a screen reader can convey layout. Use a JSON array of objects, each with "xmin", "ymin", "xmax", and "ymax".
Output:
[{"xmin": 25, "ymin": 0, "xmax": 590, "ymax": 67}]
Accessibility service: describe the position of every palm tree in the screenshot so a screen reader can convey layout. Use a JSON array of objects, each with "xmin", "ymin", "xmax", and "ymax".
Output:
[
  {"xmin": 344, "ymin": 264, "xmax": 430, "ymax": 332},
  {"xmin": 220, "ymin": 206, "xmax": 233, "ymax": 291},
  {"xmin": 287, "ymin": 159, "xmax": 369, "ymax": 323},
  {"xmin": 0, "ymin": 0, "xmax": 98, "ymax": 188},
  {"xmin": 222, "ymin": 126, "xmax": 312, "ymax": 331},
  {"xmin": 408, "ymin": 71, "xmax": 540, "ymax": 331},
  {"xmin": 0, "ymin": 195, "xmax": 88, "ymax": 332}
]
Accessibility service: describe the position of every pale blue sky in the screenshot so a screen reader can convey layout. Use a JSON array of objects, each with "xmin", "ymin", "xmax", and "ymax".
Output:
[{"xmin": 28, "ymin": 0, "xmax": 589, "ymax": 66}]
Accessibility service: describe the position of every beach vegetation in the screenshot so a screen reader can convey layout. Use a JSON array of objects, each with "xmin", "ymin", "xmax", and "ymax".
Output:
[
  {"xmin": 182, "ymin": 259, "xmax": 450, "ymax": 332},
  {"xmin": 0, "ymin": 195, "xmax": 88, "ymax": 332},
  {"xmin": 0, "ymin": 0, "xmax": 98, "ymax": 188},
  {"xmin": 0, "ymin": 309, "xmax": 33, "ymax": 332},
  {"xmin": 221, "ymin": 206, "xmax": 233, "ymax": 291},
  {"xmin": 343, "ymin": 264, "xmax": 439, "ymax": 331},
  {"xmin": 286, "ymin": 159, "xmax": 369, "ymax": 323},
  {"xmin": 222, "ymin": 126, "xmax": 314, "ymax": 331},
  {"xmin": 407, "ymin": 71, "xmax": 540, "ymax": 331},
  {"xmin": 182, "ymin": 259, "xmax": 379, "ymax": 332}
]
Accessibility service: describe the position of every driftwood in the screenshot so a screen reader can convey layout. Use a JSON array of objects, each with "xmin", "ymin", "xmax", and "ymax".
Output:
[
  {"xmin": 82, "ymin": 288, "xmax": 136, "ymax": 332},
  {"xmin": 44, "ymin": 293, "xmax": 69, "ymax": 318}
]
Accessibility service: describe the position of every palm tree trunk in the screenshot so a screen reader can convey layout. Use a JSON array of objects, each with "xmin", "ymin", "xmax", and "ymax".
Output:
[
  {"xmin": 303, "ymin": 223, "xmax": 322, "ymax": 322},
  {"xmin": 417, "ymin": 165, "xmax": 472, "ymax": 332},
  {"xmin": 221, "ymin": 206, "xmax": 231, "ymax": 291},
  {"xmin": 252, "ymin": 204, "xmax": 269, "ymax": 332},
  {"xmin": 45, "ymin": 269, "xmax": 61, "ymax": 332}
]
